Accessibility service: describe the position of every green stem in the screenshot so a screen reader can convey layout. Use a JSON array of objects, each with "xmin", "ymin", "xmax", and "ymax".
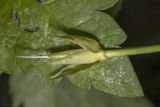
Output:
[{"xmin": 105, "ymin": 45, "xmax": 160, "ymax": 57}]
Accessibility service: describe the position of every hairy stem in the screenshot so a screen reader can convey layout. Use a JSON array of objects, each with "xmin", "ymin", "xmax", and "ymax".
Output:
[{"xmin": 105, "ymin": 45, "xmax": 160, "ymax": 57}]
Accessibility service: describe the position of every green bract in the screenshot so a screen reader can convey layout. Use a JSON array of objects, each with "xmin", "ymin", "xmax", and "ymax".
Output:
[{"xmin": 0, "ymin": 0, "xmax": 143, "ymax": 97}]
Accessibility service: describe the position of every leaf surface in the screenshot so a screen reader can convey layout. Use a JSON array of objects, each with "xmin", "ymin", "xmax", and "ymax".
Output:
[
  {"xmin": 69, "ymin": 57, "xmax": 143, "ymax": 97},
  {"xmin": 0, "ymin": 0, "xmax": 143, "ymax": 97}
]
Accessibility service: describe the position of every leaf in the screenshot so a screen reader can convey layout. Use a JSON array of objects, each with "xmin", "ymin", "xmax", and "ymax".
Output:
[
  {"xmin": 13, "ymin": 0, "xmax": 126, "ymax": 80},
  {"xmin": 106, "ymin": 0, "xmax": 125, "ymax": 17},
  {"xmin": 0, "ymin": 23, "xmax": 19, "ymax": 74},
  {"xmin": 69, "ymin": 57, "xmax": 144, "ymax": 97},
  {"xmin": 0, "ymin": 0, "xmax": 20, "ymax": 73},
  {"xmin": 10, "ymin": 71, "xmax": 108, "ymax": 107},
  {"xmin": 0, "ymin": 38, "xmax": 15, "ymax": 74},
  {"xmin": 0, "ymin": 0, "xmax": 121, "ymax": 73},
  {"xmin": 0, "ymin": 0, "xmax": 143, "ymax": 97},
  {"xmin": 10, "ymin": 71, "xmax": 153, "ymax": 107}
]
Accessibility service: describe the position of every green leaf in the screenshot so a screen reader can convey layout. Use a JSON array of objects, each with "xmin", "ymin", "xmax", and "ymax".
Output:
[
  {"xmin": 0, "ymin": 0, "xmax": 20, "ymax": 73},
  {"xmin": 13, "ymin": 0, "xmax": 126, "ymax": 80},
  {"xmin": 0, "ymin": 23, "xmax": 19, "ymax": 74},
  {"xmin": 106, "ymin": 0, "xmax": 125, "ymax": 17},
  {"xmin": 10, "ymin": 71, "xmax": 153, "ymax": 107},
  {"xmin": 0, "ymin": 37, "xmax": 15, "ymax": 74},
  {"xmin": 0, "ymin": 0, "xmax": 143, "ymax": 97},
  {"xmin": 75, "ymin": 12, "xmax": 127, "ymax": 48},
  {"xmin": 0, "ymin": 0, "xmax": 123, "ymax": 73},
  {"xmin": 69, "ymin": 57, "xmax": 144, "ymax": 97}
]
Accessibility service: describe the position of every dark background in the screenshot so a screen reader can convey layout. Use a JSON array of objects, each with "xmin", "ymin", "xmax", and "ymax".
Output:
[
  {"xmin": 118, "ymin": 0, "xmax": 160, "ymax": 106},
  {"xmin": 0, "ymin": 0, "xmax": 160, "ymax": 107}
]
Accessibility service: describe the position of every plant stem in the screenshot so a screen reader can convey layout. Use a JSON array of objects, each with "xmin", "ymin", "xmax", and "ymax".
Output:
[{"xmin": 105, "ymin": 45, "xmax": 160, "ymax": 57}]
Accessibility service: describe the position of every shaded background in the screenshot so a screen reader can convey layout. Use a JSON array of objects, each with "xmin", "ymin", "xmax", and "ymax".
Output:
[
  {"xmin": 117, "ymin": 0, "xmax": 160, "ymax": 106},
  {"xmin": 0, "ymin": 0, "xmax": 160, "ymax": 106}
]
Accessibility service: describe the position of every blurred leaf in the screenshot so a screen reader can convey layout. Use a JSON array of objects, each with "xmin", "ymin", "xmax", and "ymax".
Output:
[
  {"xmin": 10, "ymin": 71, "xmax": 153, "ymax": 107},
  {"xmin": 10, "ymin": 71, "xmax": 108, "ymax": 107},
  {"xmin": 0, "ymin": 23, "xmax": 19, "ymax": 74}
]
